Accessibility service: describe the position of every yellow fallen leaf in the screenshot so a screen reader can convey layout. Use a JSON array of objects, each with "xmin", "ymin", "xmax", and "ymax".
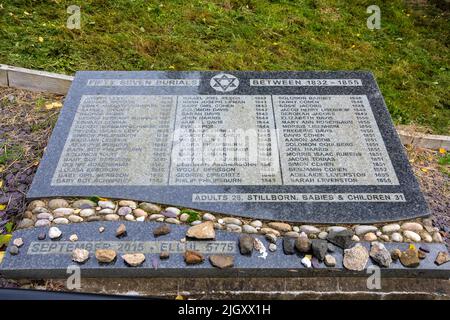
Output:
[
  {"xmin": 168, "ymin": 65, "xmax": 175, "ymax": 69},
  {"xmin": 24, "ymin": 11, "xmax": 30, "ymax": 15},
  {"xmin": 439, "ymin": 148, "xmax": 446, "ymax": 154},
  {"xmin": 0, "ymin": 180, "xmax": 3, "ymax": 188},
  {"xmin": 0, "ymin": 165, "xmax": 4, "ymax": 173},
  {"xmin": 409, "ymin": 244, "xmax": 416, "ymax": 250},
  {"xmin": 0, "ymin": 204, "xmax": 6, "ymax": 210},
  {"xmin": 98, "ymin": 197, "xmax": 108, "ymax": 201},
  {"xmin": 351, "ymin": 44, "xmax": 356, "ymax": 48},
  {"xmin": 0, "ymin": 251, "xmax": 4, "ymax": 264},
  {"xmin": 45, "ymin": 101, "xmax": 62, "ymax": 110},
  {"xmin": 420, "ymin": 168, "xmax": 428, "ymax": 173},
  {"xmin": 38, "ymin": 36, "xmax": 44, "ymax": 42},
  {"xmin": 175, "ymin": 295, "xmax": 184, "ymax": 300}
]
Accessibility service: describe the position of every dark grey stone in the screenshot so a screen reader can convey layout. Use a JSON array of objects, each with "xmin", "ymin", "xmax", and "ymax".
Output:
[
  {"xmin": 327, "ymin": 230, "xmax": 354, "ymax": 249},
  {"xmin": 311, "ymin": 239, "xmax": 328, "ymax": 261},
  {"xmin": 1, "ymin": 222, "xmax": 449, "ymax": 279},
  {"xmin": 27, "ymin": 71, "xmax": 429, "ymax": 224},
  {"xmin": 239, "ymin": 234, "xmax": 253, "ymax": 255},
  {"xmin": 283, "ymin": 238, "xmax": 295, "ymax": 255}
]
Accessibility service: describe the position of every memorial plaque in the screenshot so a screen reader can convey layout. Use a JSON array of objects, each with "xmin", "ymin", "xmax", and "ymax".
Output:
[
  {"xmin": 28, "ymin": 71, "xmax": 429, "ymax": 223},
  {"xmin": 1, "ymin": 222, "xmax": 449, "ymax": 279}
]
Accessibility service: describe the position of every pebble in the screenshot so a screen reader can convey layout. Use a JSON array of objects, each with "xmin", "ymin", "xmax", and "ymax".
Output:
[
  {"xmin": 125, "ymin": 214, "xmax": 135, "ymax": 221},
  {"xmin": 295, "ymin": 233, "xmax": 311, "ymax": 253},
  {"xmin": 327, "ymin": 226, "xmax": 347, "ymax": 233},
  {"xmin": 324, "ymin": 254, "xmax": 336, "ymax": 267},
  {"xmin": 189, "ymin": 220, "xmax": 201, "ymax": 226},
  {"xmin": 318, "ymin": 231, "xmax": 328, "ymax": 240},
  {"xmin": 435, "ymin": 252, "xmax": 449, "ymax": 266},
  {"xmin": 98, "ymin": 201, "xmax": 115, "ymax": 209},
  {"xmin": 165, "ymin": 218, "xmax": 181, "ymax": 224},
  {"xmin": 222, "ymin": 217, "xmax": 242, "ymax": 225},
  {"xmin": 116, "ymin": 224, "xmax": 127, "ymax": 238},
  {"xmin": 364, "ymin": 232, "xmax": 377, "ymax": 242},
  {"xmin": 381, "ymin": 224, "xmax": 401, "ymax": 234},
  {"xmin": 369, "ymin": 242, "xmax": 392, "ymax": 268},
  {"xmin": 48, "ymin": 199, "xmax": 69, "ymax": 210},
  {"xmin": 53, "ymin": 208, "xmax": 74, "ymax": 216},
  {"xmin": 118, "ymin": 200, "xmax": 137, "ymax": 209},
  {"xmin": 27, "ymin": 200, "xmax": 46, "ymax": 211},
  {"xmin": 292, "ymin": 226, "xmax": 300, "ymax": 233},
  {"xmin": 24, "ymin": 211, "xmax": 33, "ymax": 219},
  {"xmin": 401, "ymin": 222, "xmax": 423, "ymax": 232},
  {"xmin": 418, "ymin": 250, "xmax": 427, "ymax": 259},
  {"xmin": 72, "ymin": 199, "xmax": 96, "ymax": 209},
  {"xmin": 95, "ymin": 249, "xmax": 117, "ymax": 263},
  {"xmin": 105, "ymin": 214, "xmax": 120, "ymax": 221},
  {"xmin": 283, "ymin": 238, "xmax": 296, "ymax": 255},
  {"xmin": 38, "ymin": 233, "xmax": 46, "ymax": 240},
  {"xmin": 202, "ymin": 213, "xmax": 216, "ymax": 221},
  {"xmin": 149, "ymin": 214, "xmax": 165, "ymax": 220},
  {"xmin": 99, "ymin": 208, "xmax": 114, "ymax": 215},
  {"xmin": 136, "ymin": 216, "xmax": 145, "ymax": 222},
  {"xmin": 118, "ymin": 207, "xmax": 132, "ymax": 216},
  {"xmin": 132, "ymin": 209, "xmax": 148, "ymax": 218},
  {"xmin": 37, "ymin": 212, "xmax": 53, "ymax": 221},
  {"xmin": 122, "ymin": 253, "xmax": 146, "ymax": 267},
  {"xmin": 226, "ymin": 224, "xmax": 242, "ymax": 233},
  {"xmin": 32, "ymin": 207, "xmax": 49, "ymax": 214},
  {"xmin": 301, "ymin": 256, "xmax": 312, "ymax": 268},
  {"xmin": 242, "ymin": 224, "xmax": 258, "ymax": 234},
  {"xmin": 139, "ymin": 202, "xmax": 161, "ymax": 213},
  {"xmin": 432, "ymin": 232, "xmax": 443, "ymax": 243},
  {"xmin": 403, "ymin": 230, "xmax": 421, "ymax": 242},
  {"xmin": 35, "ymin": 219, "xmax": 51, "ymax": 227},
  {"xmin": 260, "ymin": 228, "xmax": 281, "ymax": 237},
  {"xmin": 379, "ymin": 234, "xmax": 390, "ymax": 242},
  {"xmin": 79, "ymin": 208, "xmax": 96, "ymax": 217},
  {"xmin": 99, "ymin": 226, "xmax": 105, "ymax": 233},
  {"xmin": 355, "ymin": 225, "xmax": 378, "ymax": 236},
  {"xmin": 419, "ymin": 231, "xmax": 432, "ymax": 243},
  {"xmin": 184, "ymin": 250, "xmax": 204, "ymax": 264},
  {"xmin": 13, "ymin": 238, "xmax": 23, "ymax": 247},
  {"xmin": 391, "ymin": 249, "xmax": 402, "ymax": 261},
  {"xmin": 391, "ymin": 232, "xmax": 403, "ymax": 242},
  {"xmin": 179, "ymin": 213, "xmax": 190, "ymax": 222},
  {"xmin": 156, "ymin": 217, "xmax": 164, "ymax": 222},
  {"xmin": 72, "ymin": 248, "xmax": 89, "ymax": 263},
  {"xmin": 209, "ymin": 255, "xmax": 234, "ymax": 269},
  {"xmin": 285, "ymin": 231, "xmax": 301, "ymax": 238},
  {"xmin": 160, "ymin": 252, "xmax": 170, "ymax": 260},
  {"xmin": 186, "ymin": 221, "xmax": 215, "ymax": 239},
  {"xmin": 18, "ymin": 218, "xmax": 34, "ymax": 229},
  {"xmin": 343, "ymin": 244, "xmax": 369, "ymax": 271},
  {"xmin": 267, "ymin": 222, "xmax": 292, "ymax": 232},
  {"xmin": 217, "ymin": 219, "xmax": 224, "ymax": 224},
  {"xmin": 268, "ymin": 243, "xmax": 277, "ymax": 252},
  {"xmin": 49, "ymin": 227, "xmax": 62, "ymax": 239},
  {"xmin": 311, "ymin": 239, "xmax": 328, "ymax": 261},
  {"xmin": 154, "ymin": 224, "xmax": 171, "ymax": 237},
  {"xmin": 9, "ymin": 246, "xmax": 19, "ymax": 255},
  {"xmin": 250, "ymin": 220, "xmax": 262, "ymax": 228},
  {"xmin": 352, "ymin": 235, "xmax": 360, "ymax": 242},
  {"xmin": 214, "ymin": 223, "xmax": 223, "ymax": 230},
  {"xmin": 87, "ymin": 215, "xmax": 102, "ymax": 222},
  {"xmin": 239, "ymin": 235, "xmax": 254, "ymax": 255},
  {"xmin": 163, "ymin": 207, "xmax": 180, "ymax": 217},
  {"xmin": 68, "ymin": 215, "xmax": 83, "ymax": 223},
  {"xmin": 400, "ymin": 247, "xmax": 420, "ymax": 268},
  {"xmin": 299, "ymin": 225, "xmax": 320, "ymax": 234},
  {"xmin": 265, "ymin": 233, "xmax": 277, "ymax": 244},
  {"xmin": 69, "ymin": 234, "xmax": 78, "ymax": 242}
]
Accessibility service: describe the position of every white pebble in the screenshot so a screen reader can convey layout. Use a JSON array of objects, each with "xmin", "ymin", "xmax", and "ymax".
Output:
[{"xmin": 49, "ymin": 227, "xmax": 62, "ymax": 239}]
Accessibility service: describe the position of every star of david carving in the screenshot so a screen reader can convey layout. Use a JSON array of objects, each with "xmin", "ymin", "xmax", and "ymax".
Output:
[{"xmin": 210, "ymin": 74, "xmax": 239, "ymax": 92}]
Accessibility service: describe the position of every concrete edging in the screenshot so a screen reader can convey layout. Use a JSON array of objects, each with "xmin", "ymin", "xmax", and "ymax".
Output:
[{"xmin": 1, "ymin": 64, "xmax": 449, "ymax": 150}]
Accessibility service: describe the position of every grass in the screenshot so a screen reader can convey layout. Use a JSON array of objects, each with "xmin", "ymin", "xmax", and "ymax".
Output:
[{"xmin": 0, "ymin": 0, "xmax": 449, "ymax": 133}]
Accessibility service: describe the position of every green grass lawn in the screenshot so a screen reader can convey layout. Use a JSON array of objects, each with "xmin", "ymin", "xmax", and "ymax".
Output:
[{"xmin": 0, "ymin": 0, "xmax": 449, "ymax": 133}]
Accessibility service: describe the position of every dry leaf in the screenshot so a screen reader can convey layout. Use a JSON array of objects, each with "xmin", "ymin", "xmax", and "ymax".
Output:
[
  {"xmin": 420, "ymin": 168, "xmax": 428, "ymax": 173},
  {"xmin": 0, "ymin": 204, "xmax": 6, "ymax": 210},
  {"xmin": 175, "ymin": 295, "xmax": 184, "ymax": 300},
  {"xmin": 38, "ymin": 36, "xmax": 44, "ymax": 42},
  {"xmin": 45, "ymin": 101, "xmax": 62, "ymax": 110},
  {"xmin": 0, "ymin": 252, "xmax": 4, "ymax": 264}
]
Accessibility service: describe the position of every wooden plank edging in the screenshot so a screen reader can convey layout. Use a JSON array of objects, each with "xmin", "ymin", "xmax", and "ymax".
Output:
[{"xmin": 0, "ymin": 64, "xmax": 448, "ymax": 150}]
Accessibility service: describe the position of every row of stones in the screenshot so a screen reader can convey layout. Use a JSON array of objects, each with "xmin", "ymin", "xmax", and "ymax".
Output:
[
  {"xmin": 9, "ymin": 221, "xmax": 450, "ymax": 270},
  {"xmin": 18, "ymin": 198, "xmax": 444, "ymax": 244}
]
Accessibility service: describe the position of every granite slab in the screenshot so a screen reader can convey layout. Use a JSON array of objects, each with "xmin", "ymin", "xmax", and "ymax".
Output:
[
  {"xmin": 1, "ymin": 222, "xmax": 448, "ymax": 279},
  {"xmin": 27, "ymin": 71, "xmax": 429, "ymax": 223}
]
